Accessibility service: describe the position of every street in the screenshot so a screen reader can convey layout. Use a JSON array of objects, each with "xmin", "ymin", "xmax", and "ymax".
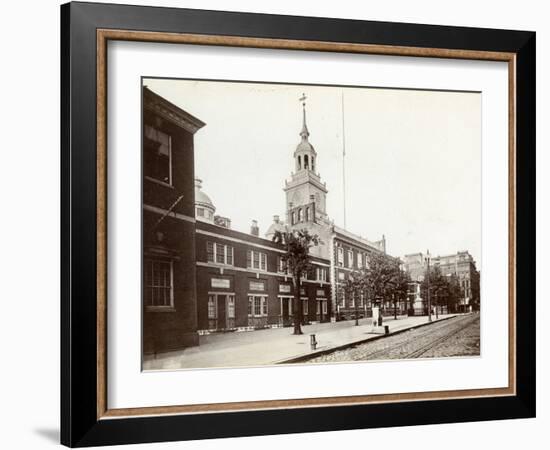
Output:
[
  {"xmin": 143, "ymin": 314, "xmax": 470, "ymax": 370},
  {"xmin": 303, "ymin": 313, "xmax": 480, "ymax": 363}
]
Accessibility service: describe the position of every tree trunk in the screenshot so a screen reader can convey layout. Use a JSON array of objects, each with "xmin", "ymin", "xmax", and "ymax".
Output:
[{"xmin": 293, "ymin": 274, "xmax": 303, "ymax": 335}]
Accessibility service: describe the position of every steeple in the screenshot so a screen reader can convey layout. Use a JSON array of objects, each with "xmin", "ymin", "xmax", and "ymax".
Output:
[
  {"xmin": 299, "ymin": 93, "xmax": 310, "ymax": 140},
  {"xmin": 294, "ymin": 93, "xmax": 317, "ymax": 173},
  {"xmin": 285, "ymin": 93, "xmax": 328, "ymax": 224}
]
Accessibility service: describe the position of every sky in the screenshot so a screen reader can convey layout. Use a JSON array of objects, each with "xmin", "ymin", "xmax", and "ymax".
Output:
[{"xmin": 144, "ymin": 78, "xmax": 481, "ymax": 266}]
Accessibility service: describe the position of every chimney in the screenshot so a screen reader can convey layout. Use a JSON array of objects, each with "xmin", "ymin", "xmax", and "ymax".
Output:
[{"xmin": 250, "ymin": 220, "xmax": 259, "ymax": 237}]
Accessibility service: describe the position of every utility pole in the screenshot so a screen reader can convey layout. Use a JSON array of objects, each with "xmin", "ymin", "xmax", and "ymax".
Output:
[
  {"xmin": 425, "ymin": 250, "xmax": 432, "ymax": 322},
  {"xmin": 341, "ymin": 91, "xmax": 347, "ymax": 229}
]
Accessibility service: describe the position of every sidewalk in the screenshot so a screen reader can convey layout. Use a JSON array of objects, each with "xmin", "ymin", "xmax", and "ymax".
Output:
[{"xmin": 143, "ymin": 314, "xmax": 458, "ymax": 370}]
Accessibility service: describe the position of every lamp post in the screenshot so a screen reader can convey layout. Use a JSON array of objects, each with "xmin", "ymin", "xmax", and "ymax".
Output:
[{"xmin": 425, "ymin": 250, "xmax": 432, "ymax": 322}]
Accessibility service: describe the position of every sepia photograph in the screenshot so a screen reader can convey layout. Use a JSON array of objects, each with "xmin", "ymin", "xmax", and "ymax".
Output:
[{"xmin": 141, "ymin": 77, "xmax": 481, "ymax": 371}]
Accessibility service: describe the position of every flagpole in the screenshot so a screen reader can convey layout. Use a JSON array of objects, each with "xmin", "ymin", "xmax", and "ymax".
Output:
[{"xmin": 341, "ymin": 91, "xmax": 347, "ymax": 229}]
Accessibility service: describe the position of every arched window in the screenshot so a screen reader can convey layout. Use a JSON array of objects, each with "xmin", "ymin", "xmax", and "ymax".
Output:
[
  {"xmin": 298, "ymin": 208, "xmax": 303, "ymax": 222},
  {"xmin": 291, "ymin": 211, "xmax": 295, "ymax": 225},
  {"xmin": 305, "ymin": 207, "xmax": 310, "ymax": 221},
  {"xmin": 311, "ymin": 156, "xmax": 315, "ymax": 172},
  {"xmin": 304, "ymin": 155, "xmax": 309, "ymax": 169},
  {"xmin": 297, "ymin": 156, "xmax": 301, "ymax": 170}
]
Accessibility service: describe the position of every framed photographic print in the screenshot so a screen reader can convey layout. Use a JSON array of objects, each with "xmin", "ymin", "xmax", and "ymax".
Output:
[{"xmin": 61, "ymin": 1, "xmax": 536, "ymax": 447}]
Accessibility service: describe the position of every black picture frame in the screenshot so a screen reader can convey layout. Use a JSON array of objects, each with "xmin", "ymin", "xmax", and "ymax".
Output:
[{"xmin": 61, "ymin": 1, "xmax": 535, "ymax": 447}]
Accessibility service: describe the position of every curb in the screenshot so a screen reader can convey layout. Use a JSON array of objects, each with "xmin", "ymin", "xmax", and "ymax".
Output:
[{"xmin": 276, "ymin": 314, "xmax": 457, "ymax": 364}]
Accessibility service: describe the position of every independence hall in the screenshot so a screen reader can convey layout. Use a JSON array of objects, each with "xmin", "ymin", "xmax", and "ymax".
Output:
[{"xmin": 143, "ymin": 86, "xmax": 397, "ymax": 355}]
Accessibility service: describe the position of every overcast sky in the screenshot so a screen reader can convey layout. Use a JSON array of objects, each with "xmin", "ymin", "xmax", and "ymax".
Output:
[{"xmin": 144, "ymin": 78, "xmax": 481, "ymax": 266}]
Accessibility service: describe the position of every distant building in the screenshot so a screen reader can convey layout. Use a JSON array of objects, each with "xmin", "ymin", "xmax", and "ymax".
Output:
[{"xmin": 403, "ymin": 251, "xmax": 480, "ymax": 313}]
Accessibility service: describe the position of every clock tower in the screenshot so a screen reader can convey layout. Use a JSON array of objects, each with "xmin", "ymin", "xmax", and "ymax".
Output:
[{"xmin": 284, "ymin": 94, "xmax": 329, "ymax": 227}]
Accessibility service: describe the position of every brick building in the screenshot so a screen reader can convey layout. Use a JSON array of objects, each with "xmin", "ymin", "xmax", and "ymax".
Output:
[
  {"xmin": 193, "ymin": 181, "xmax": 332, "ymax": 333},
  {"xmin": 403, "ymin": 251, "xmax": 480, "ymax": 313},
  {"xmin": 142, "ymin": 87, "xmax": 205, "ymax": 354}
]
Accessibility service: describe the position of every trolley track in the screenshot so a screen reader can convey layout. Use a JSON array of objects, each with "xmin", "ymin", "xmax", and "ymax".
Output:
[{"xmin": 304, "ymin": 313, "xmax": 480, "ymax": 363}]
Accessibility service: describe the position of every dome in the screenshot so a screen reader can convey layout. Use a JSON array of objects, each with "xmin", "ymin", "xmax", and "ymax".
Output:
[
  {"xmin": 195, "ymin": 178, "xmax": 216, "ymax": 222},
  {"xmin": 295, "ymin": 139, "xmax": 316, "ymax": 154}
]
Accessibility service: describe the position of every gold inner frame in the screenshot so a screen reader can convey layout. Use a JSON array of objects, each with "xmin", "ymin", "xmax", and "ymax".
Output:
[{"xmin": 96, "ymin": 29, "xmax": 517, "ymax": 420}]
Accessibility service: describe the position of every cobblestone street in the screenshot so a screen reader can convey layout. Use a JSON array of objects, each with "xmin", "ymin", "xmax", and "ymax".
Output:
[{"xmin": 304, "ymin": 313, "xmax": 480, "ymax": 363}]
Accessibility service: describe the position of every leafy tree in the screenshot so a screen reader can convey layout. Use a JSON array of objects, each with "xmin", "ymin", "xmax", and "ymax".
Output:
[
  {"xmin": 390, "ymin": 268, "xmax": 411, "ymax": 319},
  {"xmin": 272, "ymin": 228, "xmax": 321, "ymax": 335},
  {"xmin": 342, "ymin": 269, "xmax": 367, "ymax": 325},
  {"xmin": 420, "ymin": 265, "xmax": 445, "ymax": 316},
  {"xmin": 446, "ymin": 273, "xmax": 462, "ymax": 313},
  {"xmin": 363, "ymin": 251, "xmax": 400, "ymax": 312}
]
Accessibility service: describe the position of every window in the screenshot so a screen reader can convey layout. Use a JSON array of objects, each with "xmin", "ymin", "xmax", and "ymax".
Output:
[
  {"xmin": 206, "ymin": 242, "xmax": 234, "ymax": 265},
  {"xmin": 248, "ymin": 295, "xmax": 268, "ymax": 317},
  {"xmin": 291, "ymin": 211, "xmax": 296, "ymax": 225},
  {"xmin": 350, "ymin": 292, "xmax": 355, "ymax": 308},
  {"xmin": 144, "ymin": 259, "xmax": 173, "ymax": 307},
  {"xmin": 298, "ymin": 208, "xmax": 303, "ymax": 222},
  {"xmin": 297, "ymin": 155, "xmax": 301, "ymax": 170},
  {"xmin": 278, "ymin": 256, "xmax": 288, "ymax": 274},
  {"xmin": 208, "ymin": 295, "xmax": 217, "ymax": 319},
  {"xmin": 338, "ymin": 272, "xmax": 345, "ymax": 281},
  {"xmin": 305, "ymin": 207, "xmax": 310, "ymax": 222},
  {"xmin": 196, "ymin": 208, "xmax": 205, "ymax": 217},
  {"xmin": 247, "ymin": 250, "xmax": 267, "ymax": 271},
  {"xmin": 359, "ymin": 293, "xmax": 364, "ymax": 307},
  {"xmin": 357, "ymin": 252, "xmax": 363, "ymax": 268},
  {"xmin": 311, "ymin": 156, "xmax": 315, "ymax": 172},
  {"xmin": 322, "ymin": 301, "xmax": 328, "ymax": 314},
  {"xmin": 339, "ymin": 290, "xmax": 345, "ymax": 307},
  {"xmin": 304, "ymin": 154, "xmax": 309, "ymax": 169},
  {"xmin": 227, "ymin": 295, "xmax": 235, "ymax": 319},
  {"xmin": 303, "ymin": 299, "xmax": 308, "ymax": 315},
  {"xmin": 144, "ymin": 125, "xmax": 172, "ymax": 184},
  {"xmin": 337, "ymin": 247, "xmax": 344, "ymax": 267},
  {"xmin": 316, "ymin": 267, "xmax": 327, "ymax": 282},
  {"xmin": 348, "ymin": 250, "xmax": 354, "ymax": 268},
  {"xmin": 301, "ymin": 270, "xmax": 308, "ymax": 280}
]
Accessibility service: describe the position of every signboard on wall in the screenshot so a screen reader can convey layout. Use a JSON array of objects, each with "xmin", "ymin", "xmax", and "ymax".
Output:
[
  {"xmin": 211, "ymin": 278, "xmax": 230, "ymax": 289},
  {"xmin": 249, "ymin": 281, "xmax": 265, "ymax": 291},
  {"xmin": 279, "ymin": 284, "xmax": 291, "ymax": 293}
]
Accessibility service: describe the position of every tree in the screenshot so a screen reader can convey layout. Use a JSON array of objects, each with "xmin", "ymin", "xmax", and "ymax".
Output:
[
  {"xmin": 342, "ymin": 270, "xmax": 366, "ymax": 325},
  {"xmin": 390, "ymin": 268, "xmax": 411, "ymax": 319},
  {"xmin": 363, "ymin": 251, "xmax": 400, "ymax": 313},
  {"xmin": 420, "ymin": 266, "xmax": 463, "ymax": 316},
  {"xmin": 272, "ymin": 228, "xmax": 321, "ymax": 335},
  {"xmin": 446, "ymin": 273, "xmax": 462, "ymax": 313}
]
